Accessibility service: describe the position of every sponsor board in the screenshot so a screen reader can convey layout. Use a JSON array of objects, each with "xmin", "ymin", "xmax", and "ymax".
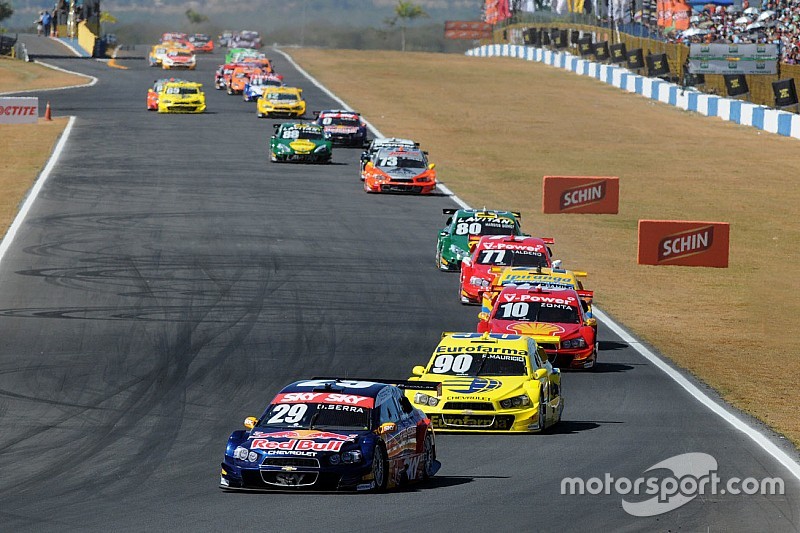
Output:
[
  {"xmin": 638, "ymin": 220, "xmax": 729, "ymax": 267},
  {"xmin": 0, "ymin": 97, "xmax": 39, "ymax": 124},
  {"xmin": 444, "ymin": 21, "xmax": 493, "ymax": 40},
  {"xmin": 542, "ymin": 176, "xmax": 620, "ymax": 214}
]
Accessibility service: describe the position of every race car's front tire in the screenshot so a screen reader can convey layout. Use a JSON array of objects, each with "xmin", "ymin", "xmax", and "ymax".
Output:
[
  {"xmin": 370, "ymin": 444, "xmax": 388, "ymax": 492},
  {"xmin": 226, "ymin": 86, "xmax": 233, "ymax": 95},
  {"xmin": 422, "ymin": 432, "xmax": 435, "ymax": 480}
]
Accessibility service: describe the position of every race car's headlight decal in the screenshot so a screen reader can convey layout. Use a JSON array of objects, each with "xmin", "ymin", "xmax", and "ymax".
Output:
[
  {"xmin": 414, "ymin": 392, "xmax": 440, "ymax": 407},
  {"xmin": 499, "ymin": 394, "xmax": 532, "ymax": 409},
  {"xmin": 341, "ymin": 450, "xmax": 362, "ymax": 464},
  {"xmin": 417, "ymin": 177, "xmax": 431, "ymax": 183},
  {"xmin": 314, "ymin": 145, "xmax": 329, "ymax": 153},
  {"xmin": 233, "ymin": 446, "xmax": 248, "ymax": 460},
  {"xmin": 561, "ymin": 337, "xmax": 587, "ymax": 349},
  {"xmin": 247, "ymin": 451, "xmax": 259, "ymax": 463},
  {"xmin": 274, "ymin": 144, "xmax": 291, "ymax": 153},
  {"xmin": 470, "ymin": 276, "xmax": 489, "ymax": 288},
  {"xmin": 329, "ymin": 454, "xmax": 341, "ymax": 465},
  {"xmin": 449, "ymin": 244, "xmax": 467, "ymax": 258}
]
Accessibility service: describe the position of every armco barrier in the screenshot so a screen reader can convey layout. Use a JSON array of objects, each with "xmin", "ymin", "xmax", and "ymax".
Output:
[{"xmin": 466, "ymin": 44, "xmax": 800, "ymax": 140}]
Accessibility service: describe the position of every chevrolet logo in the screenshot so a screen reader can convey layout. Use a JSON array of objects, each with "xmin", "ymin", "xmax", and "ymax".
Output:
[{"xmin": 281, "ymin": 466, "xmax": 298, "ymax": 471}]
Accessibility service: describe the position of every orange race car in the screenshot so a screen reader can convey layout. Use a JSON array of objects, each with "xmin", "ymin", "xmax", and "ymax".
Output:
[
  {"xmin": 188, "ymin": 33, "xmax": 213, "ymax": 53},
  {"xmin": 227, "ymin": 65, "xmax": 265, "ymax": 95},
  {"xmin": 362, "ymin": 146, "xmax": 437, "ymax": 194}
]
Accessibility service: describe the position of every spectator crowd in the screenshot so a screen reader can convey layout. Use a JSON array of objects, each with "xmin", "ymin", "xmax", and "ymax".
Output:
[{"xmin": 660, "ymin": 0, "xmax": 800, "ymax": 63}]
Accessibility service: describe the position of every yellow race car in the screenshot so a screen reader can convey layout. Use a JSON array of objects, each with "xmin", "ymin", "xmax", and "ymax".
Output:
[
  {"xmin": 257, "ymin": 86, "xmax": 306, "ymax": 118},
  {"xmin": 480, "ymin": 266, "xmax": 593, "ymax": 319},
  {"xmin": 148, "ymin": 44, "xmax": 172, "ymax": 67},
  {"xmin": 157, "ymin": 81, "xmax": 206, "ymax": 113},
  {"xmin": 406, "ymin": 332, "xmax": 563, "ymax": 433}
]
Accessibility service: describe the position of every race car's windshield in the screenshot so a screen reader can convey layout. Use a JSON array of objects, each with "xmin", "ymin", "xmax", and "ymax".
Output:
[
  {"xmin": 281, "ymin": 127, "xmax": 324, "ymax": 140},
  {"xmin": 377, "ymin": 155, "xmax": 426, "ymax": 169},
  {"xmin": 258, "ymin": 403, "xmax": 371, "ymax": 430},
  {"xmin": 268, "ymin": 93, "xmax": 298, "ymax": 101},
  {"xmin": 164, "ymin": 86, "xmax": 199, "ymax": 95},
  {"xmin": 428, "ymin": 352, "xmax": 527, "ymax": 376},
  {"xmin": 453, "ymin": 219, "xmax": 516, "ymax": 236},
  {"xmin": 170, "ymin": 52, "xmax": 192, "ymax": 58},
  {"xmin": 494, "ymin": 300, "xmax": 580, "ymax": 323},
  {"xmin": 477, "ymin": 249, "xmax": 548, "ymax": 267}
]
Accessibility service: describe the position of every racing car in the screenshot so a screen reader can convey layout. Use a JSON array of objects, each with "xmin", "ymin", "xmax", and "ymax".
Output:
[
  {"xmin": 362, "ymin": 146, "xmax": 436, "ymax": 194},
  {"xmin": 436, "ymin": 209, "xmax": 526, "ymax": 272},
  {"xmin": 161, "ymin": 49, "xmax": 196, "ymax": 70},
  {"xmin": 148, "ymin": 44, "xmax": 172, "ymax": 67},
  {"xmin": 257, "ymin": 87, "xmax": 306, "ymax": 118},
  {"xmin": 147, "ymin": 78, "xmax": 186, "ymax": 110},
  {"xmin": 360, "ymin": 137, "xmax": 419, "ymax": 173},
  {"xmin": 459, "ymin": 235, "xmax": 555, "ymax": 304},
  {"xmin": 188, "ymin": 33, "xmax": 213, "ymax": 53},
  {"xmin": 231, "ymin": 30, "xmax": 262, "ymax": 49},
  {"xmin": 157, "ymin": 81, "xmax": 206, "ymax": 113},
  {"xmin": 406, "ymin": 332, "xmax": 563, "ymax": 433},
  {"xmin": 226, "ymin": 65, "xmax": 263, "ymax": 95},
  {"xmin": 243, "ymin": 74, "xmax": 283, "ymax": 102},
  {"xmin": 480, "ymin": 266, "xmax": 593, "ymax": 322},
  {"xmin": 270, "ymin": 122, "xmax": 332, "ymax": 163},
  {"xmin": 225, "ymin": 47, "xmax": 261, "ymax": 64},
  {"xmin": 314, "ymin": 110, "xmax": 369, "ymax": 147},
  {"xmin": 478, "ymin": 286, "xmax": 597, "ymax": 370},
  {"xmin": 220, "ymin": 378, "xmax": 441, "ymax": 491}
]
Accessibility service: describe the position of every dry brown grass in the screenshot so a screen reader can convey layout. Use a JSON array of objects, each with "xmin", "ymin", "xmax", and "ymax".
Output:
[
  {"xmin": 289, "ymin": 48, "xmax": 800, "ymax": 446},
  {"xmin": 0, "ymin": 58, "xmax": 75, "ymax": 236},
  {"xmin": 0, "ymin": 57, "xmax": 90, "ymax": 93}
]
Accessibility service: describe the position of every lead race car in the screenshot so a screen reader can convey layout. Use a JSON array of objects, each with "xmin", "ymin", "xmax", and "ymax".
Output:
[{"xmin": 220, "ymin": 379, "xmax": 441, "ymax": 492}]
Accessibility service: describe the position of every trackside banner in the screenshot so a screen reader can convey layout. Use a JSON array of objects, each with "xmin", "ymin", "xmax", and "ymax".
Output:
[
  {"xmin": 638, "ymin": 220, "xmax": 730, "ymax": 267},
  {"xmin": 0, "ymin": 97, "xmax": 39, "ymax": 124},
  {"xmin": 542, "ymin": 176, "xmax": 620, "ymax": 214}
]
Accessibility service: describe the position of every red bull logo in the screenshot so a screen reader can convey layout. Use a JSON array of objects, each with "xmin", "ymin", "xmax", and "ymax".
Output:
[{"xmin": 251, "ymin": 439, "xmax": 348, "ymax": 452}]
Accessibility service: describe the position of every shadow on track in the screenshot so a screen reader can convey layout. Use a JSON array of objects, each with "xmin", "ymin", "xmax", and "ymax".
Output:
[
  {"xmin": 598, "ymin": 340, "xmax": 628, "ymax": 351},
  {"xmin": 546, "ymin": 420, "xmax": 621, "ymax": 434}
]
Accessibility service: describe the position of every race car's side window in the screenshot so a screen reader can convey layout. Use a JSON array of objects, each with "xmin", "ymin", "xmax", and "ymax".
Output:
[
  {"xmin": 528, "ymin": 339, "xmax": 543, "ymax": 369},
  {"xmin": 378, "ymin": 395, "xmax": 399, "ymax": 424}
]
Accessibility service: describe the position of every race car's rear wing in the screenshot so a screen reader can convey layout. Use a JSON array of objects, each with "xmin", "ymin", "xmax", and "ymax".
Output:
[
  {"xmin": 312, "ymin": 377, "xmax": 442, "ymax": 396},
  {"xmin": 576, "ymin": 290, "xmax": 594, "ymax": 301}
]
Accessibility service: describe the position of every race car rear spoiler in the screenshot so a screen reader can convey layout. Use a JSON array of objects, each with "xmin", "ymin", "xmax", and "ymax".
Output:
[
  {"xmin": 312, "ymin": 377, "xmax": 442, "ymax": 396},
  {"xmin": 441, "ymin": 209, "xmax": 522, "ymax": 218},
  {"xmin": 576, "ymin": 290, "xmax": 594, "ymax": 301}
]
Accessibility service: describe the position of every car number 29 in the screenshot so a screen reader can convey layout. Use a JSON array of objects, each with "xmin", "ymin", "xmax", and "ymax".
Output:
[
  {"xmin": 432, "ymin": 353, "xmax": 473, "ymax": 374},
  {"xmin": 267, "ymin": 404, "xmax": 307, "ymax": 424}
]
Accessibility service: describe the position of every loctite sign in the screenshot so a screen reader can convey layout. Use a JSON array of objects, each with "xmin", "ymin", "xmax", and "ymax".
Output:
[
  {"xmin": 542, "ymin": 176, "xmax": 620, "ymax": 214},
  {"xmin": 0, "ymin": 97, "xmax": 39, "ymax": 124},
  {"xmin": 638, "ymin": 220, "xmax": 730, "ymax": 267}
]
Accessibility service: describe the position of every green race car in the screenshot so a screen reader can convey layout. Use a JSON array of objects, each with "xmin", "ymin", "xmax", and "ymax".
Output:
[
  {"xmin": 435, "ymin": 209, "xmax": 526, "ymax": 271},
  {"xmin": 225, "ymin": 47, "xmax": 259, "ymax": 64},
  {"xmin": 270, "ymin": 122, "xmax": 332, "ymax": 163}
]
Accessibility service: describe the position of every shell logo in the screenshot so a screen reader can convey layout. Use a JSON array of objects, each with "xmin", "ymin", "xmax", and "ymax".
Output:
[{"xmin": 508, "ymin": 322, "xmax": 564, "ymax": 336}]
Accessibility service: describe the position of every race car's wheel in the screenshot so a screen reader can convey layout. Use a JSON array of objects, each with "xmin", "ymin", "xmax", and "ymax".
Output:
[
  {"xmin": 370, "ymin": 444, "xmax": 388, "ymax": 492},
  {"xmin": 226, "ymin": 85, "xmax": 233, "ymax": 95},
  {"xmin": 422, "ymin": 432, "xmax": 435, "ymax": 480},
  {"xmin": 537, "ymin": 386, "xmax": 547, "ymax": 432},
  {"xmin": 458, "ymin": 284, "xmax": 471, "ymax": 305}
]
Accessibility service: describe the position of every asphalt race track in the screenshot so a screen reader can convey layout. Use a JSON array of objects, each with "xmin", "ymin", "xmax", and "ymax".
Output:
[{"xmin": 1, "ymin": 37, "xmax": 798, "ymax": 531}]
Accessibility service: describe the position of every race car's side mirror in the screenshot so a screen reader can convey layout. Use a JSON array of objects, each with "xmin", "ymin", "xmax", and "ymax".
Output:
[
  {"xmin": 476, "ymin": 320, "xmax": 489, "ymax": 333},
  {"xmin": 438, "ymin": 230, "xmax": 448, "ymax": 237},
  {"xmin": 379, "ymin": 422, "xmax": 397, "ymax": 434},
  {"xmin": 533, "ymin": 368, "xmax": 548, "ymax": 380},
  {"xmin": 584, "ymin": 318, "xmax": 597, "ymax": 327},
  {"xmin": 411, "ymin": 365, "xmax": 426, "ymax": 376},
  {"xmin": 428, "ymin": 163, "xmax": 435, "ymax": 170},
  {"xmin": 477, "ymin": 311, "xmax": 489, "ymax": 321},
  {"xmin": 243, "ymin": 416, "xmax": 258, "ymax": 429},
  {"xmin": 365, "ymin": 162, "xmax": 374, "ymax": 170},
  {"xmin": 552, "ymin": 259, "xmax": 562, "ymax": 269}
]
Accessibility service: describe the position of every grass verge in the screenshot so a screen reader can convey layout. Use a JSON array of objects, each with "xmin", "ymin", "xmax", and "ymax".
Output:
[{"xmin": 288, "ymin": 48, "xmax": 800, "ymax": 447}]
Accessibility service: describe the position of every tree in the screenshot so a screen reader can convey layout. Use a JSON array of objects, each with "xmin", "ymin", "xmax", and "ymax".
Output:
[
  {"xmin": 390, "ymin": 1, "xmax": 428, "ymax": 51},
  {"xmin": 0, "ymin": 2, "xmax": 13, "ymax": 25},
  {"xmin": 185, "ymin": 9, "xmax": 208, "ymax": 25}
]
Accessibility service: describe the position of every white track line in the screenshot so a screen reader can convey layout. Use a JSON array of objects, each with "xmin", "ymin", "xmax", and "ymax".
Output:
[
  {"xmin": 0, "ymin": 116, "xmax": 76, "ymax": 265},
  {"xmin": 277, "ymin": 46, "xmax": 800, "ymax": 482}
]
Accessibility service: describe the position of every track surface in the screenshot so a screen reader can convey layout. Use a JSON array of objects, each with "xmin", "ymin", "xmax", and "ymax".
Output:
[{"xmin": 1, "ymin": 37, "xmax": 798, "ymax": 531}]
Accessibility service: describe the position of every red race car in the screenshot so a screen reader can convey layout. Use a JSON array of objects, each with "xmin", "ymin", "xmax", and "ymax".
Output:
[
  {"xmin": 459, "ymin": 235, "xmax": 555, "ymax": 304},
  {"xmin": 477, "ymin": 286, "xmax": 597, "ymax": 370}
]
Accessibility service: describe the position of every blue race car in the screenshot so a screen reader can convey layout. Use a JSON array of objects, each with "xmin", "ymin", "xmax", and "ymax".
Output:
[
  {"xmin": 242, "ymin": 74, "xmax": 283, "ymax": 102},
  {"xmin": 313, "ymin": 109, "xmax": 369, "ymax": 147},
  {"xmin": 220, "ymin": 378, "xmax": 441, "ymax": 492}
]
